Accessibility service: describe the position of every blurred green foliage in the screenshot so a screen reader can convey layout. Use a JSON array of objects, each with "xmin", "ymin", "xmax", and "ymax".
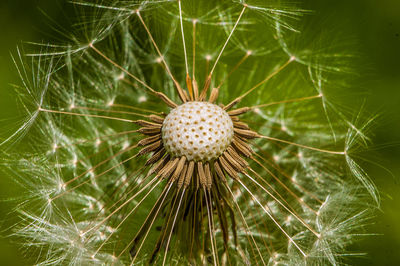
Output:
[{"xmin": 0, "ymin": 0, "xmax": 399, "ymax": 265}]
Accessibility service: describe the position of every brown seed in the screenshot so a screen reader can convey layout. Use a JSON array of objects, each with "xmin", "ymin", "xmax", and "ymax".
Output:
[
  {"xmin": 145, "ymin": 148, "xmax": 166, "ymax": 165},
  {"xmin": 232, "ymin": 137, "xmax": 252, "ymax": 157},
  {"xmin": 148, "ymin": 155, "xmax": 170, "ymax": 177},
  {"xmin": 226, "ymin": 146, "xmax": 248, "ymax": 168},
  {"xmin": 199, "ymin": 75, "xmax": 212, "ymax": 101},
  {"xmin": 155, "ymin": 92, "xmax": 178, "ymax": 108},
  {"xmin": 197, "ymin": 161, "xmax": 207, "ymax": 188},
  {"xmin": 172, "ymin": 156, "xmax": 187, "ymax": 181},
  {"xmin": 138, "ymin": 127, "xmax": 162, "ymax": 135},
  {"xmin": 223, "ymin": 151, "xmax": 243, "ymax": 172},
  {"xmin": 135, "ymin": 120, "xmax": 162, "ymax": 128},
  {"xmin": 138, "ymin": 134, "xmax": 161, "ymax": 146},
  {"xmin": 228, "ymin": 107, "xmax": 250, "ymax": 116},
  {"xmin": 177, "ymin": 164, "xmax": 188, "ymax": 189},
  {"xmin": 160, "ymin": 157, "xmax": 180, "ymax": 179},
  {"xmin": 149, "ymin": 115, "xmax": 165, "ymax": 124},
  {"xmin": 223, "ymin": 97, "xmax": 242, "ymax": 111},
  {"xmin": 234, "ymin": 128, "xmax": 259, "ymax": 139},
  {"xmin": 230, "ymin": 116, "xmax": 239, "ymax": 122},
  {"xmin": 219, "ymin": 156, "xmax": 239, "ymax": 179},
  {"xmin": 208, "ymin": 87, "xmax": 219, "ymax": 103},
  {"xmin": 233, "ymin": 121, "xmax": 250, "ymax": 130},
  {"xmin": 214, "ymin": 161, "xmax": 227, "ymax": 183},
  {"xmin": 204, "ymin": 163, "xmax": 212, "ymax": 189},
  {"xmin": 185, "ymin": 161, "xmax": 195, "ymax": 188},
  {"xmin": 138, "ymin": 140, "xmax": 162, "ymax": 156}
]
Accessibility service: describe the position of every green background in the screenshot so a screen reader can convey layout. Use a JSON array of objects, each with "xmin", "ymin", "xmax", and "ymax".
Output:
[{"xmin": 0, "ymin": 0, "xmax": 399, "ymax": 265}]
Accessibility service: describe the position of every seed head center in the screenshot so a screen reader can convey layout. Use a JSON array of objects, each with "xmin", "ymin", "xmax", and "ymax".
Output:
[{"xmin": 162, "ymin": 101, "xmax": 234, "ymax": 162}]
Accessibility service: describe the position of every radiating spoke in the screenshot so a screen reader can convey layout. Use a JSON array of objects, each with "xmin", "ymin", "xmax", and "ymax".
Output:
[
  {"xmin": 82, "ymin": 176, "xmax": 162, "ymax": 236},
  {"xmin": 225, "ymin": 183, "xmax": 266, "ymax": 265},
  {"xmin": 92, "ymin": 176, "xmax": 162, "ymax": 258},
  {"xmin": 192, "ymin": 19, "xmax": 198, "ymax": 100},
  {"xmin": 162, "ymin": 188, "xmax": 186, "ymax": 265},
  {"xmin": 204, "ymin": 188, "xmax": 218, "ymax": 266},
  {"xmin": 250, "ymin": 94, "xmax": 322, "ymax": 109},
  {"xmin": 244, "ymin": 170, "xmax": 319, "ymax": 237},
  {"xmin": 116, "ymin": 181, "xmax": 172, "ymax": 258},
  {"xmin": 258, "ymin": 134, "xmax": 345, "ymax": 155},
  {"xmin": 51, "ymin": 145, "xmax": 139, "ymax": 201},
  {"xmin": 71, "ymin": 106, "xmax": 151, "ymax": 118},
  {"xmin": 136, "ymin": 11, "xmax": 187, "ymax": 102},
  {"xmin": 177, "ymin": 0, "xmax": 195, "ymax": 100},
  {"xmin": 216, "ymin": 51, "xmax": 251, "ymax": 90},
  {"xmin": 208, "ymin": 5, "xmax": 247, "ymax": 78},
  {"xmin": 225, "ymin": 57, "xmax": 294, "ymax": 109},
  {"xmin": 130, "ymin": 182, "xmax": 175, "ymax": 265},
  {"xmin": 54, "ymin": 130, "xmax": 137, "ymax": 151},
  {"xmin": 110, "ymin": 103, "xmax": 160, "ymax": 114},
  {"xmin": 79, "ymin": 166, "xmax": 148, "ymax": 241},
  {"xmin": 200, "ymin": 5, "xmax": 247, "ymax": 100},
  {"xmin": 65, "ymin": 144, "xmax": 137, "ymax": 187},
  {"xmin": 235, "ymin": 178, "xmax": 307, "ymax": 257},
  {"xmin": 89, "ymin": 43, "xmax": 158, "ymax": 94},
  {"xmin": 39, "ymin": 108, "xmax": 137, "ymax": 123},
  {"xmin": 252, "ymin": 148, "xmax": 323, "ymax": 204},
  {"xmin": 250, "ymin": 155, "xmax": 318, "ymax": 212},
  {"xmin": 178, "ymin": 1, "xmax": 189, "ymax": 76}
]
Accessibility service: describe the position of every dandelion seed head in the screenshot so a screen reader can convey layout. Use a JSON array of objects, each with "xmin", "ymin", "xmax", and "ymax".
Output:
[{"xmin": 162, "ymin": 101, "xmax": 234, "ymax": 161}]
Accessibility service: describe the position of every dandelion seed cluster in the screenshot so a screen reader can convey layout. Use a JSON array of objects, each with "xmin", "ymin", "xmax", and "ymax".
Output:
[
  {"xmin": 162, "ymin": 101, "xmax": 234, "ymax": 161},
  {"xmin": 2, "ymin": 0, "xmax": 378, "ymax": 265}
]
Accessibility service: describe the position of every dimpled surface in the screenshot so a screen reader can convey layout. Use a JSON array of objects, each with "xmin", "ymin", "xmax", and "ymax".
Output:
[{"xmin": 162, "ymin": 101, "xmax": 234, "ymax": 162}]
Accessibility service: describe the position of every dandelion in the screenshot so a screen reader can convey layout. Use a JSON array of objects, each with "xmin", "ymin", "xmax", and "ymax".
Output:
[{"xmin": 2, "ymin": 0, "xmax": 377, "ymax": 265}]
